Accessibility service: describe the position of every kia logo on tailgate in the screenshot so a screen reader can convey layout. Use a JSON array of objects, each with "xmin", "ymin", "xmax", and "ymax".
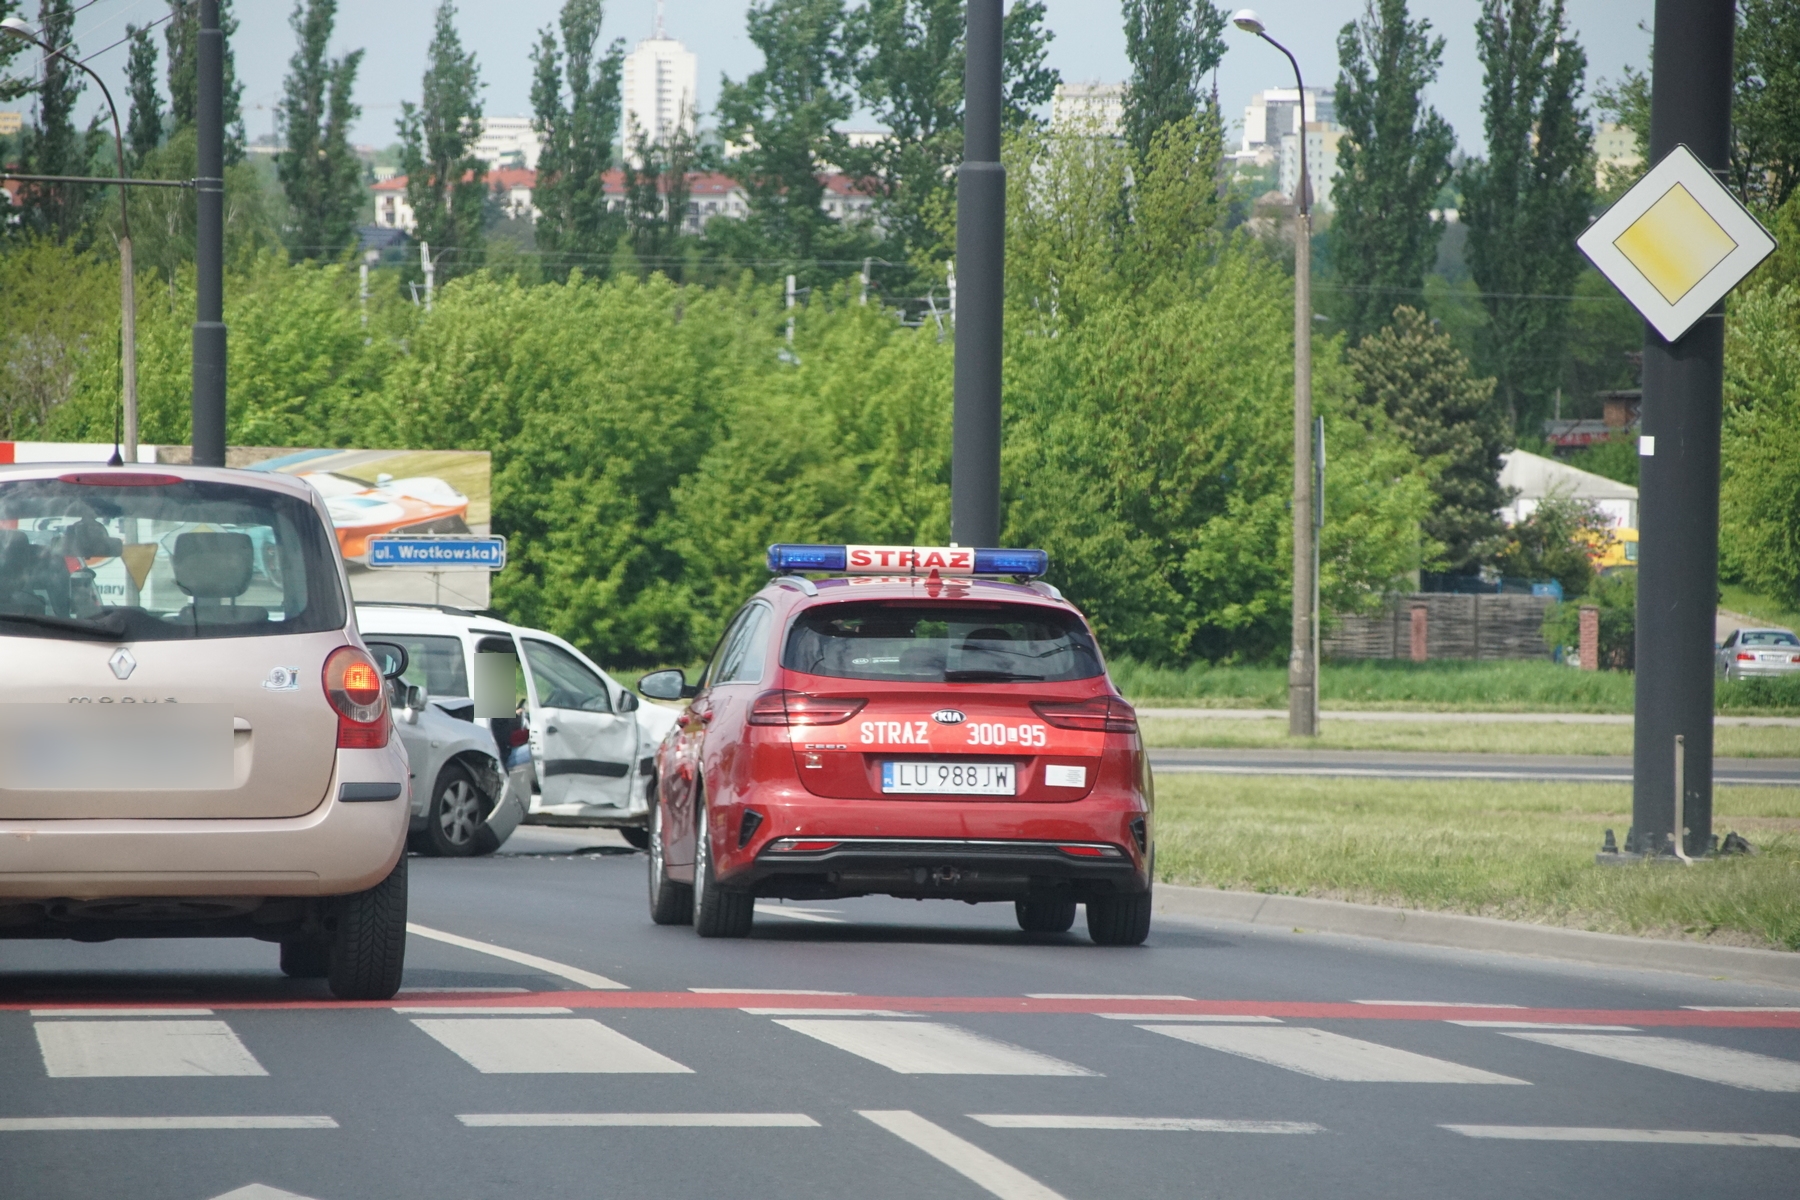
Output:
[{"xmin": 931, "ymin": 709, "xmax": 966, "ymax": 725}]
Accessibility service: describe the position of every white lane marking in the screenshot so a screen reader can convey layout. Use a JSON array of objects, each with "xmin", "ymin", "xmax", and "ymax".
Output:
[
  {"xmin": 740, "ymin": 1008, "xmax": 915, "ymax": 1017},
  {"xmin": 458, "ymin": 1112, "xmax": 820, "ymax": 1128},
  {"xmin": 1027, "ymin": 993, "xmax": 1193, "ymax": 1000},
  {"xmin": 399, "ymin": 987, "xmax": 531, "ymax": 994},
  {"xmin": 411, "ymin": 1018, "xmax": 691, "ymax": 1074},
  {"xmin": 1157, "ymin": 764, "xmax": 1636, "ymax": 782},
  {"xmin": 1095, "ymin": 1013, "xmax": 1282, "ymax": 1023},
  {"xmin": 860, "ymin": 1110, "xmax": 1068, "ymax": 1200},
  {"xmin": 1684, "ymin": 1006, "xmax": 1800, "ymax": 1013},
  {"xmin": 391, "ymin": 1007, "xmax": 574, "ymax": 1015},
  {"xmin": 208, "ymin": 1186, "xmax": 326, "ymax": 1200},
  {"xmin": 1503, "ymin": 1033, "xmax": 1800, "ymax": 1092},
  {"xmin": 1354, "ymin": 1001, "xmax": 1524, "ymax": 1008},
  {"xmin": 1142, "ymin": 1025, "xmax": 1529, "ymax": 1084},
  {"xmin": 1449, "ymin": 1022, "xmax": 1640, "ymax": 1031},
  {"xmin": 687, "ymin": 993, "xmax": 856, "ymax": 1000},
  {"xmin": 34, "ymin": 1021, "xmax": 267, "ymax": 1078},
  {"xmin": 971, "ymin": 1114, "xmax": 1324, "ymax": 1134},
  {"xmin": 30, "ymin": 1008, "xmax": 215, "ymax": 1018},
  {"xmin": 1443, "ymin": 1125, "xmax": 1800, "ymax": 1147},
  {"xmin": 406, "ymin": 924, "xmax": 627, "ymax": 990},
  {"xmin": 753, "ymin": 905, "xmax": 845, "ymax": 924},
  {"xmin": 776, "ymin": 1020, "xmax": 1097, "ymax": 1076},
  {"xmin": 0, "ymin": 1116, "xmax": 334, "ymax": 1132}
]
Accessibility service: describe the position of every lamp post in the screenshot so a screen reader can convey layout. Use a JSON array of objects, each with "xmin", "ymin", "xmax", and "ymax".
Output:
[
  {"xmin": 1232, "ymin": 9, "xmax": 1317, "ymax": 737},
  {"xmin": 1, "ymin": 16, "xmax": 137, "ymax": 462}
]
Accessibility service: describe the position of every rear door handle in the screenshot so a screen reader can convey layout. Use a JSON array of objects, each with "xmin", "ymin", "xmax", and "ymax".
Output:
[{"xmin": 545, "ymin": 724, "xmax": 559, "ymax": 733}]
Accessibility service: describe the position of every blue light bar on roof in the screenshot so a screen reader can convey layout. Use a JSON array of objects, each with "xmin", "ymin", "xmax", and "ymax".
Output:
[{"xmin": 767, "ymin": 543, "xmax": 1049, "ymax": 578}]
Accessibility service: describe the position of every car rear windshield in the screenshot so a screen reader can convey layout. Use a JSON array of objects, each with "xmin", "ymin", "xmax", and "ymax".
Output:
[
  {"xmin": 0, "ymin": 475, "xmax": 345, "ymax": 641},
  {"xmin": 1741, "ymin": 631, "xmax": 1799, "ymax": 646},
  {"xmin": 781, "ymin": 601, "xmax": 1104, "ymax": 683},
  {"xmin": 375, "ymin": 633, "xmax": 471, "ymax": 697}
]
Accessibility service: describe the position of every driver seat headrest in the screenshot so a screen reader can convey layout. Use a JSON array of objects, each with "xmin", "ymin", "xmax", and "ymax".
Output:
[{"xmin": 172, "ymin": 532, "xmax": 254, "ymax": 599}]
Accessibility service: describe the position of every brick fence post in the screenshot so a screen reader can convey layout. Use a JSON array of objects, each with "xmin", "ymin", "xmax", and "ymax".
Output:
[
  {"xmin": 1579, "ymin": 605, "xmax": 1600, "ymax": 671},
  {"xmin": 1409, "ymin": 605, "xmax": 1429, "ymax": 663}
]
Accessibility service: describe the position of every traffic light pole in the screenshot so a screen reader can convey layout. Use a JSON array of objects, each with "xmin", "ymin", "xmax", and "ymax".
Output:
[
  {"xmin": 951, "ymin": 0, "xmax": 1004, "ymax": 549},
  {"xmin": 191, "ymin": 0, "xmax": 227, "ymax": 468},
  {"xmin": 1630, "ymin": 0, "xmax": 1734, "ymax": 858}
]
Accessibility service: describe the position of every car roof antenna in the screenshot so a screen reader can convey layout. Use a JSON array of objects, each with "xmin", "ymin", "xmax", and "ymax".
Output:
[{"xmin": 107, "ymin": 399, "xmax": 124, "ymax": 467}]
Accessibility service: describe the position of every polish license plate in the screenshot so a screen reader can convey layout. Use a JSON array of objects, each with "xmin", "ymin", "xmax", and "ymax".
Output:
[
  {"xmin": 881, "ymin": 761, "xmax": 1015, "ymax": 795},
  {"xmin": 0, "ymin": 704, "xmax": 232, "ymax": 791}
]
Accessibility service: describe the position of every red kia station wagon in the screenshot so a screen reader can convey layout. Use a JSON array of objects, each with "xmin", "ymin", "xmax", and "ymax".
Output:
[{"xmin": 636, "ymin": 544, "xmax": 1153, "ymax": 945}]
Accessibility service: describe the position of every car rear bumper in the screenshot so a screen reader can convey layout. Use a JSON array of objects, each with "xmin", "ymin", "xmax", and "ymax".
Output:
[
  {"xmin": 737, "ymin": 835, "xmax": 1146, "ymax": 901},
  {"xmin": 0, "ymin": 761, "xmax": 408, "ymax": 902}
]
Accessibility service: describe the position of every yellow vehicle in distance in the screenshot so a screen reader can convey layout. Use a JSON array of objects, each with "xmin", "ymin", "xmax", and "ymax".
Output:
[{"xmin": 1584, "ymin": 526, "xmax": 1639, "ymax": 572}]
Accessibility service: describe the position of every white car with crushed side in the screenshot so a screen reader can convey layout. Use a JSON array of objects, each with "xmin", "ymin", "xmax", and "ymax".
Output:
[{"xmin": 355, "ymin": 604, "xmax": 677, "ymax": 848}]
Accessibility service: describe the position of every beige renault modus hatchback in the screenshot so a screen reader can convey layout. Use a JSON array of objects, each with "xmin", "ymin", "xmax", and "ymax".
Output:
[{"xmin": 0, "ymin": 464, "xmax": 411, "ymax": 999}]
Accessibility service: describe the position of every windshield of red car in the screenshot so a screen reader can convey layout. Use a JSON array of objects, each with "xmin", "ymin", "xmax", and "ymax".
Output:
[{"xmin": 781, "ymin": 601, "xmax": 1104, "ymax": 683}]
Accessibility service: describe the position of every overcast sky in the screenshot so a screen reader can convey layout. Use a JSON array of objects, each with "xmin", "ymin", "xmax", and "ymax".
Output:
[{"xmin": 41, "ymin": 1, "xmax": 1652, "ymax": 157}]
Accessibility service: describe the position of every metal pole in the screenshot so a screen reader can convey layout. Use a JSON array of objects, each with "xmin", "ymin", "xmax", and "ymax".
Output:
[
  {"xmin": 1258, "ymin": 32, "xmax": 1316, "ymax": 738},
  {"xmin": 951, "ymin": 0, "xmax": 1004, "ymax": 549},
  {"xmin": 421, "ymin": 241, "xmax": 435, "ymax": 312},
  {"xmin": 1631, "ymin": 0, "xmax": 1733, "ymax": 858},
  {"xmin": 1313, "ymin": 414, "xmax": 1324, "ymax": 733},
  {"xmin": 190, "ymin": 0, "xmax": 227, "ymax": 467},
  {"xmin": 786, "ymin": 272, "xmax": 795, "ymax": 344},
  {"xmin": 861, "ymin": 256, "xmax": 871, "ymax": 305}
]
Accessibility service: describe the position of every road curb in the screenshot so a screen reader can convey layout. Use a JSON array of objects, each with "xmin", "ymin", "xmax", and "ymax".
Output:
[{"xmin": 1153, "ymin": 884, "xmax": 1800, "ymax": 990}]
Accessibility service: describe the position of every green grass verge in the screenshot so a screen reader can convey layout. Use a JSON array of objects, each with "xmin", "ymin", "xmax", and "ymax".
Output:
[
  {"xmin": 1113, "ymin": 657, "xmax": 1800, "ymax": 715},
  {"xmin": 1153, "ymin": 775, "xmax": 1800, "ymax": 949},
  {"xmin": 1138, "ymin": 717, "xmax": 1800, "ymax": 758},
  {"xmin": 1721, "ymin": 583, "xmax": 1800, "ymax": 631}
]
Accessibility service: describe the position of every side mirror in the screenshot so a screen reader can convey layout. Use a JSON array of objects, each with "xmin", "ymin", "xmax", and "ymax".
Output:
[
  {"xmin": 364, "ymin": 639, "xmax": 410, "ymax": 680},
  {"xmin": 617, "ymin": 689, "xmax": 640, "ymax": 713},
  {"xmin": 405, "ymin": 683, "xmax": 428, "ymax": 711},
  {"xmin": 638, "ymin": 668, "xmax": 691, "ymax": 702}
]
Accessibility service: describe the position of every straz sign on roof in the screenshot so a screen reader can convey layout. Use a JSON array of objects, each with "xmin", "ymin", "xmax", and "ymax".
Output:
[{"xmin": 848, "ymin": 545, "xmax": 972, "ymax": 573}]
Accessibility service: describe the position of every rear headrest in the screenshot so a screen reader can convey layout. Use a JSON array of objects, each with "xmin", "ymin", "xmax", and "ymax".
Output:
[
  {"xmin": 172, "ymin": 532, "xmax": 254, "ymax": 599},
  {"xmin": 60, "ymin": 517, "xmax": 122, "ymax": 560}
]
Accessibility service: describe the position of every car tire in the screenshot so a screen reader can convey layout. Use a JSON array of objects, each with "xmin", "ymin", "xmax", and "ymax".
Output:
[
  {"xmin": 620, "ymin": 826, "xmax": 651, "ymax": 851},
  {"xmin": 278, "ymin": 938, "xmax": 329, "ymax": 979},
  {"xmin": 692, "ymin": 801, "xmax": 753, "ymax": 939},
  {"xmin": 418, "ymin": 763, "xmax": 487, "ymax": 858},
  {"xmin": 1086, "ymin": 889, "xmax": 1152, "ymax": 947},
  {"xmin": 1015, "ymin": 898, "xmax": 1077, "ymax": 933},
  {"xmin": 326, "ymin": 854, "xmax": 408, "ymax": 1000},
  {"xmin": 647, "ymin": 796, "xmax": 693, "ymax": 926}
]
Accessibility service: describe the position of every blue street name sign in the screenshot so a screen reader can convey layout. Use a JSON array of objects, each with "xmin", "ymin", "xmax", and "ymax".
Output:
[{"xmin": 367, "ymin": 535, "xmax": 507, "ymax": 570}]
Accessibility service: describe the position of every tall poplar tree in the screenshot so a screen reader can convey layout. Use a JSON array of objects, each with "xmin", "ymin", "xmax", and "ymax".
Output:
[
  {"xmin": 1329, "ymin": 0, "xmax": 1455, "ymax": 346},
  {"xmin": 15, "ymin": 0, "xmax": 101, "ymax": 243},
  {"xmin": 530, "ymin": 0, "xmax": 625, "ymax": 278},
  {"xmin": 164, "ymin": 0, "xmax": 245, "ymax": 165},
  {"xmin": 1460, "ymin": 0, "xmax": 1593, "ymax": 432},
  {"xmin": 716, "ymin": 0, "xmax": 853, "ymax": 263},
  {"xmin": 277, "ymin": 0, "xmax": 364, "ymax": 261},
  {"xmin": 843, "ymin": 0, "xmax": 1058, "ymax": 266},
  {"xmin": 1119, "ymin": 0, "xmax": 1226, "ymax": 158},
  {"xmin": 399, "ymin": 2, "xmax": 487, "ymax": 280},
  {"xmin": 1732, "ymin": 0, "xmax": 1800, "ymax": 213},
  {"xmin": 124, "ymin": 24, "xmax": 163, "ymax": 165}
]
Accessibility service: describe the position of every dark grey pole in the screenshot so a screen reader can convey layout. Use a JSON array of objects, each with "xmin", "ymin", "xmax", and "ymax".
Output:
[
  {"xmin": 191, "ymin": 0, "xmax": 227, "ymax": 467},
  {"xmin": 951, "ymin": 0, "xmax": 1004, "ymax": 548},
  {"xmin": 1631, "ymin": 0, "xmax": 1735, "ymax": 858}
]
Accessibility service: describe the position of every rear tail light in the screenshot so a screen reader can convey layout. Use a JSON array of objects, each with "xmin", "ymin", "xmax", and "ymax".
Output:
[
  {"xmin": 1737, "ymin": 652, "xmax": 1755, "ymax": 661},
  {"xmin": 748, "ymin": 690, "xmax": 867, "ymax": 726},
  {"xmin": 1031, "ymin": 696, "xmax": 1138, "ymax": 734},
  {"xmin": 769, "ymin": 838, "xmax": 842, "ymax": 853},
  {"xmin": 324, "ymin": 646, "xmax": 389, "ymax": 749}
]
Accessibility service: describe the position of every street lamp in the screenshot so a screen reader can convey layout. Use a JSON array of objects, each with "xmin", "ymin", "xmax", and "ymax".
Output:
[
  {"xmin": 1232, "ymin": 9, "xmax": 1318, "ymax": 737},
  {"xmin": 2, "ymin": 16, "xmax": 137, "ymax": 462}
]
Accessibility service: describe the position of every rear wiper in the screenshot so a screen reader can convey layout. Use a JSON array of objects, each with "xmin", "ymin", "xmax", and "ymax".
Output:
[
  {"xmin": 943, "ymin": 669, "xmax": 1046, "ymax": 682},
  {"xmin": 0, "ymin": 610, "xmax": 129, "ymax": 640}
]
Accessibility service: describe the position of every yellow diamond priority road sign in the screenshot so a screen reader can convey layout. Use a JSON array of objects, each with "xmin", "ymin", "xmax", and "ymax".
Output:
[{"xmin": 1578, "ymin": 144, "xmax": 1776, "ymax": 342}]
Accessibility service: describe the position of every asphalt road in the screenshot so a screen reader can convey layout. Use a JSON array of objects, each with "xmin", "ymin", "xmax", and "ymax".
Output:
[
  {"xmin": 3, "ymin": 826, "xmax": 1798, "ymax": 1200},
  {"xmin": 1147, "ymin": 747, "xmax": 1800, "ymax": 785}
]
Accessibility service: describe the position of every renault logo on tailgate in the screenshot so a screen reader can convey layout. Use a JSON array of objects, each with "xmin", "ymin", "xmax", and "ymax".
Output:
[
  {"xmin": 108, "ymin": 648, "xmax": 137, "ymax": 680},
  {"xmin": 931, "ymin": 709, "xmax": 966, "ymax": 725}
]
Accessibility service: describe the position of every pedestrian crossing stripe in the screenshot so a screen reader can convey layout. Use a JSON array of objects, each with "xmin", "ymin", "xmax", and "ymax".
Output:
[
  {"xmin": 1503, "ymin": 1032, "xmax": 1800, "ymax": 1092},
  {"xmin": 409, "ymin": 1018, "xmax": 692, "ymax": 1074},
  {"xmin": 34, "ymin": 1020, "xmax": 267, "ymax": 1078},
  {"xmin": 1140, "ymin": 1025, "xmax": 1528, "ymax": 1084},
  {"xmin": 775, "ymin": 1020, "xmax": 1097, "ymax": 1075}
]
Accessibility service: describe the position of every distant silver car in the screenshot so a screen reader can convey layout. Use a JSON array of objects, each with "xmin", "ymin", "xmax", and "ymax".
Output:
[{"xmin": 1717, "ymin": 626, "xmax": 1800, "ymax": 681}]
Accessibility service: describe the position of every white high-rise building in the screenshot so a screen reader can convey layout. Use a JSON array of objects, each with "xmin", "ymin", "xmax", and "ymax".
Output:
[
  {"xmin": 1051, "ymin": 82, "xmax": 1125, "ymax": 136},
  {"xmin": 622, "ymin": 4, "xmax": 698, "ymax": 153},
  {"xmin": 1238, "ymin": 87, "xmax": 1334, "ymax": 155},
  {"xmin": 473, "ymin": 116, "xmax": 544, "ymax": 171}
]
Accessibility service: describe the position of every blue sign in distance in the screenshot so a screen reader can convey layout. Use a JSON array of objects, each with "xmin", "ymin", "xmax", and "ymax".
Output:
[{"xmin": 366, "ymin": 535, "xmax": 507, "ymax": 570}]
